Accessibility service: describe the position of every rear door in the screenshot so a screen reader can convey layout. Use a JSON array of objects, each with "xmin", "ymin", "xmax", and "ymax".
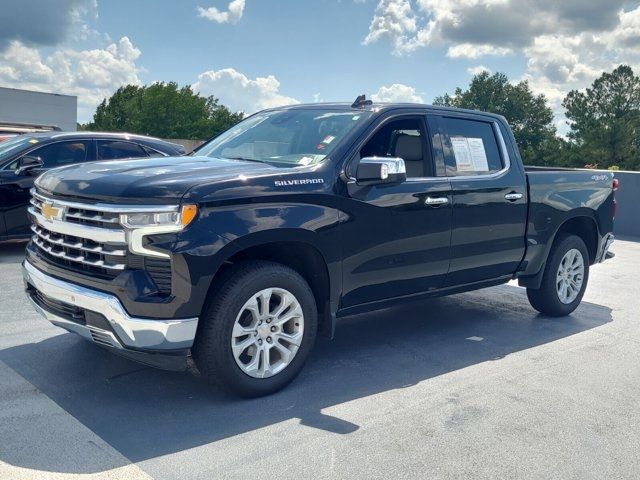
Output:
[{"xmin": 434, "ymin": 114, "xmax": 527, "ymax": 285}]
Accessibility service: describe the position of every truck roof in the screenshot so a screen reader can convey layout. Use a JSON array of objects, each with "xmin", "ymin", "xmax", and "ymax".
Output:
[{"xmin": 272, "ymin": 102, "xmax": 508, "ymax": 122}]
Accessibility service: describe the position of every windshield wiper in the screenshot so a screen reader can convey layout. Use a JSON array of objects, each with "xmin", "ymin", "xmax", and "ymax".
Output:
[{"xmin": 224, "ymin": 156, "xmax": 268, "ymax": 164}]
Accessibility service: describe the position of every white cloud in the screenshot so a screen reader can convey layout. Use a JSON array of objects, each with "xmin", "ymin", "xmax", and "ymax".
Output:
[
  {"xmin": 197, "ymin": 0, "xmax": 245, "ymax": 24},
  {"xmin": 193, "ymin": 68, "xmax": 299, "ymax": 113},
  {"xmin": 467, "ymin": 65, "xmax": 491, "ymax": 75},
  {"xmin": 447, "ymin": 43, "xmax": 512, "ymax": 59},
  {"xmin": 371, "ymin": 83, "xmax": 424, "ymax": 103},
  {"xmin": 364, "ymin": 0, "xmax": 640, "ymax": 127},
  {"xmin": 0, "ymin": 37, "xmax": 142, "ymax": 121}
]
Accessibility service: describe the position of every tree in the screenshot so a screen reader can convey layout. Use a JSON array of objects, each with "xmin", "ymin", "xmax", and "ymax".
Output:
[
  {"xmin": 563, "ymin": 65, "xmax": 640, "ymax": 170},
  {"xmin": 83, "ymin": 82, "xmax": 243, "ymax": 140},
  {"xmin": 434, "ymin": 71, "xmax": 558, "ymax": 165}
]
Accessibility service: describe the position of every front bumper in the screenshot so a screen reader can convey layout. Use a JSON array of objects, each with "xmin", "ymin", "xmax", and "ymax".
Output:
[{"xmin": 23, "ymin": 260, "xmax": 199, "ymax": 368}]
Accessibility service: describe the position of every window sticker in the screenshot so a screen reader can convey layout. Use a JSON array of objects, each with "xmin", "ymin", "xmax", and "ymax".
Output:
[
  {"xmin": 450, "ymin": 136, "xmax": 489, "ymax": 172},
  {"xmin": 467, "ymin": 138, "xmax": 489, "ymax": 171},
  {"xmin": 450, "ymin": 137, "xmax": 474, "ymax": 171},
  {"xmin": 322, "ymin": 135, "xmax": 335, "ymax": 144}
]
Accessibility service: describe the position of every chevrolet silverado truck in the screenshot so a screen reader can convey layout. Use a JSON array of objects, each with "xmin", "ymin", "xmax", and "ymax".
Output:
[{"xmin": 22, "ymin": 99, "xmax": 616, "ymax": 396}]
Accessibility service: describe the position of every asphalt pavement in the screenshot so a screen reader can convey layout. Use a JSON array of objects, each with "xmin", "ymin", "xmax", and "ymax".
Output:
[{"xmin": 1, "ymin": 239, "xmax": 638, "ymax": 479}]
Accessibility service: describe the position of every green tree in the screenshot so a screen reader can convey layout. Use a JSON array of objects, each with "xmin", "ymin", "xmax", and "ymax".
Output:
[
  {"xmin": 563, "ymin": 65, "xmax": 640, "ymax": 170},
  {"xmin": 83, "ymin": 82, "xmax": 243, "ymax": 140},
  {"xmin": 434, "ymin": 71, "xmax": 558, "ymax": 165}
]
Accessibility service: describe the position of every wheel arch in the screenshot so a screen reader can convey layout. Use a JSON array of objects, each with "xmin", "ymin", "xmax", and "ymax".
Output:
[
  {"xmin": 518, "ymin": 213, "xmax": 599, "ymax": 289},
  {"xmin": 202, "ymin": 230, "xmax": 338, "ymax": 338}
]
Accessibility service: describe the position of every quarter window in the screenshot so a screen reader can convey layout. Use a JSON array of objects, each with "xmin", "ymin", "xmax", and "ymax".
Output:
[{"xmin": 440, "ymin": 117, "xmax": 504, "ymax": 176}]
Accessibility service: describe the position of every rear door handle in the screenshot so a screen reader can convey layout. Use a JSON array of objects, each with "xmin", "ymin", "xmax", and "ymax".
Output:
[
  {"xmin": 504, "ymin": 192, "xmax": 523, "ymax": 201},
  {"xmin": 425, "ymin": 196, "xmax": 449, "ymax": 206}
]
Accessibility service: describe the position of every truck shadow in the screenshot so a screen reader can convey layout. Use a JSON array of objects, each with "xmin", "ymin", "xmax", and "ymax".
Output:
[{"xmin": 0, "ymin": 283, "xmax": 612, "ymax": 474}]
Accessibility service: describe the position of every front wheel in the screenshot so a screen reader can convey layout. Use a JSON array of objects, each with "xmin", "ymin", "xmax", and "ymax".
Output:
[
  {"xmin": 193, "ymin": 260, "xmax": 317, "ymax": 397},
  {"xmin": 526, "ymin": 234, "xmax": 590, "ymax": 317}
]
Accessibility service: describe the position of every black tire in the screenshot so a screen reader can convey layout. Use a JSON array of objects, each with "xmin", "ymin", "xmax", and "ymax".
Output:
[
  {"xmin": 526, "ymin": 234, "xmax": 590, "ymax": 317},
  {"xmin": 193, "ymin": 260, "xmax": 317, "ymax": 397}
]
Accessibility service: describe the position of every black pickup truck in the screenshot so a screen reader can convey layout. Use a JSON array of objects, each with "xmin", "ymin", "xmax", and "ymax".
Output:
[{"xmin": 22, "ymin": 100, "xmax": 616, "ymax": 396}]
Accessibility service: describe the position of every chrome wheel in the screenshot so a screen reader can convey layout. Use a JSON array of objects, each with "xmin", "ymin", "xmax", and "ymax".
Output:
[
  {"xmin": 231, "ymin": 287, "xmax": 304, "ymax": 378},
  {"xmin": 556, "ymin": 248, "xmax": 584, "ymax": 304}
]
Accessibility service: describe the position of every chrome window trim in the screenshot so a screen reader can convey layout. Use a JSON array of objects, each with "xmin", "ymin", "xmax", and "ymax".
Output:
[{"xmin": 31, "ymin": 188, "xmax": 179, "ymax": 213}]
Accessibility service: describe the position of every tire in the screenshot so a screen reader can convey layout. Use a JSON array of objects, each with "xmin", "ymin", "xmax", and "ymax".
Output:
[
  {"xmin": 193, "ymin": 260, "xmax": 317, "ymax": 397},
  {"xmin": 526, "ymin": 234, "xmax": 590, "ymax": 317}
]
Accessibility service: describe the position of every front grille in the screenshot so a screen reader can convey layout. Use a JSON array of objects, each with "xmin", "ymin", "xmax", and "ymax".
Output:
[{"xmin": 28, "ymin": 188, "xmax": 173, "ymax": 294}]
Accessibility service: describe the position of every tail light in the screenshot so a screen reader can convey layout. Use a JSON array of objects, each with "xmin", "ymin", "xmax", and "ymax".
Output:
[{"xmin": 612, "ymin": 178, "xmax": 619, "ymax": 219}]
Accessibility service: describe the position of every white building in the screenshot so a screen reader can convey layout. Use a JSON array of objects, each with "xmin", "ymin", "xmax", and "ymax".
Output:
[{"xmin": 0, "ymin": 87, "xmax": 77, "ymax": 131}]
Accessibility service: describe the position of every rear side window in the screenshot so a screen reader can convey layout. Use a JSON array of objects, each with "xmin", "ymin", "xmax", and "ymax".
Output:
[
  {"xmin": 29, "ymin": 141, "xmax": 90, "ymax": 168},
  {"xmin": 440, "ymin": 117, "xmax": 503, "ymax": 176},
  {"xmin": 97, "ymin": 140, "xmax": 147, "ymax": 160}
]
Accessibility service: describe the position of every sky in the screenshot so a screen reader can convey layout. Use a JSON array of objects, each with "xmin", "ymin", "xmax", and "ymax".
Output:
[{"xmin": 1, "ymin": 0, "xmax": 639, "ymax": 129}]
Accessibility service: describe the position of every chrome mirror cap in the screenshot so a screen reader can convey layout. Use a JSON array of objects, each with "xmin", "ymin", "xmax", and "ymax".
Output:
[{"xmin": 356, "ymin": 157, "xmax": 407, "ymax": 185}]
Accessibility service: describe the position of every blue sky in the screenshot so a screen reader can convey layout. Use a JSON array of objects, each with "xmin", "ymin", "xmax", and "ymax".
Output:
[{"xmin": 1, "ymin": 0, "xmax": 638, "ymax": 126}]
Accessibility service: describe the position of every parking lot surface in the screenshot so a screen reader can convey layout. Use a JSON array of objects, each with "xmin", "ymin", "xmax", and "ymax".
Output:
[{"xmin": 1, "ymin": 239, "xmax": 639, "ymax": 480}]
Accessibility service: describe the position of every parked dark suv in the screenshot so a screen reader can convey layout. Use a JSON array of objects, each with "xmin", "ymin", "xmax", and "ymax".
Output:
[{"xmin": 0, "ymin": 132, "xmax": 184, "ymax": 240}]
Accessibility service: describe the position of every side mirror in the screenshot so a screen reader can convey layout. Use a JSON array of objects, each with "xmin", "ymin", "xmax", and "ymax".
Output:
[
  {"xmin": 15, "ymin": 156, "xmax": 44, "ymax": 176},
  {"xmin": 355, "ymin": 157, "xmax": 406, "ymax": 185}
]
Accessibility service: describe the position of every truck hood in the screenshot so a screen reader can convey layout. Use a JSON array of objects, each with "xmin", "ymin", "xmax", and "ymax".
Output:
[{"xmin": 35, "ymin": 156, "xmax": 279, "ymax": 203}]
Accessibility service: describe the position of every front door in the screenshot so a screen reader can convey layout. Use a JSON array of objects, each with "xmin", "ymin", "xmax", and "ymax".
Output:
[
  {"xmin": 340, "ymin": 114, "xmax": 453, "ymax": 308},
  {"xmin": 0, "ymin": 140, "xmax": 92, "ymax": 237}
]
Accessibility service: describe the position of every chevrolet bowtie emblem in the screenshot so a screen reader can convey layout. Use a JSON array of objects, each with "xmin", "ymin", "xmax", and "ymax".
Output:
[{"xmin": 41, "ymin": 202, "xmax": 62, "ymax": 222}]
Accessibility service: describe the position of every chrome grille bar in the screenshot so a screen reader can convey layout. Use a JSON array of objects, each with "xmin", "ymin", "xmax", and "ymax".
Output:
[
  {"xmin": 29, "ymin": 207, "xmax": 127, "ymax": 244},
  {"xmin": 32, "ymin": 236, "xmax": 126, "ymax": 271},
  {"xmin": 31, "ymin": 225, "xmax": 126, "ymax": 256}
]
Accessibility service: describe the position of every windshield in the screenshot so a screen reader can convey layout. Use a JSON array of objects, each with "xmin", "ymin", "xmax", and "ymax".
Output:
[
  {"xmin": 0, "ymin": 135, "xmax": 38, "ymax": 165},
  {"xmin": 196, "ymin": 109, "xmax": 371, "ymax": 166}
]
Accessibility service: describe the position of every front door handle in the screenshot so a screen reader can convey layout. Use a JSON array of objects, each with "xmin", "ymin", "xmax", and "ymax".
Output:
[
  {"xmin": 425, "ymin": 196, "xmax": 449, "ymax": 206},
  {"xmin": 504, "ymin": 192, "xmax": 523, "ymax": 201}
]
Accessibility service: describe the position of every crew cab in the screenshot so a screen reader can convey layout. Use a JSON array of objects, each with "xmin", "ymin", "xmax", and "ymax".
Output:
[
  {"xmin": 22, "ymin": 100, "xmax": 616, "ymax": 396},
  {"xmin": 0, "ymin": 132, "xmax": 184, "ymax": 241}
]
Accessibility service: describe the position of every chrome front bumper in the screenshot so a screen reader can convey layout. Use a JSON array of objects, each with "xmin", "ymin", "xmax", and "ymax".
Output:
[{"xmin": 23, "ymin": 260, "xmax": 198, "ymax": 351}]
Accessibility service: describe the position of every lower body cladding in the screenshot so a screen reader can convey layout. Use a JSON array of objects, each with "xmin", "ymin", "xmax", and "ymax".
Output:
[{"xmin": 22, "ymin": 260, "xmax": 199, "ymax": 371}]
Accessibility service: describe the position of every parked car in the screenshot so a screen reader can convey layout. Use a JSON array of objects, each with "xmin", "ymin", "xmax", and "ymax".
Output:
[
  {"xmin": 0, "ymin": 132, "xmax": 185, "ymax": 240},
  {"xmin": 22, "ymin": 99, "xmax": 616, "ymax": 397}
]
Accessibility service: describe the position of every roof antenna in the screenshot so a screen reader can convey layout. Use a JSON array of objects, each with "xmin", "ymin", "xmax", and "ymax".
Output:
[{"xmin": 351, "ymin": 94, "xmax": 373, "ymax": 109}]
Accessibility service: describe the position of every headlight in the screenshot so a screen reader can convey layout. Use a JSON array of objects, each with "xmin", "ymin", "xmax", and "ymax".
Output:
[
  {"xmin": 120, "ymin": 204, "xmax": 198, "ymax": 229},
  {"xmin": 120, "ymin": 204, "xmax": 198, "ymax": 258}
]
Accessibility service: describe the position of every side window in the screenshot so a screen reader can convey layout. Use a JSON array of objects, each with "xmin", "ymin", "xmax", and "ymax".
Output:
[
  {"xmin": 30, "ymin": 141, "xmax": 90, "ymax": 168},
  {"xmin": 97, "ymin": 140, "xmax": 147, "ymax": 160},
  {"xmin": 440, "ymin": 117, "xmax": 504, "ymax": 176},
  {"xmin": 359, "ymin": 118, "xmax": 432, "ymax": 178}
]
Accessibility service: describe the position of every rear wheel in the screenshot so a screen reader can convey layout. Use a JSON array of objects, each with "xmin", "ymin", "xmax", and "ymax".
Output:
[
  {"xmin": 526, "ymin": 234, "xmax": 590, "ymax": 317},
  {"xmin": 193, "ymin": 260, "xmax": 317, "ymax": 397}
]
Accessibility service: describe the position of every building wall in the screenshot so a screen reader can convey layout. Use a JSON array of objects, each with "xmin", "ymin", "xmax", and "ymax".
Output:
[
  {"xmin": 0, "ymin": 87, "xmax": 77, "ymax": 131},
  {"xmin": 612, "ymin": 171, "xmax": 640, "ymax": 238}
]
